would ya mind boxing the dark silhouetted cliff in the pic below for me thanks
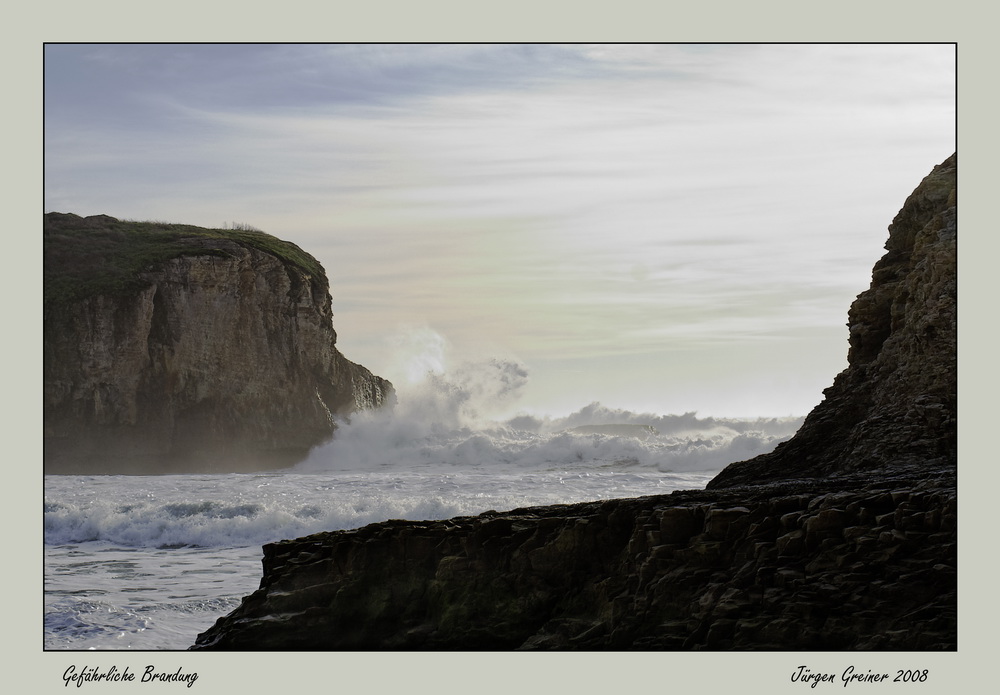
[708,153,956,488]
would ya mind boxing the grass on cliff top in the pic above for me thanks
[44,213,326,310]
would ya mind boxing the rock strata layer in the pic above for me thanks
[191,154,956,650]
[44,214,394,474]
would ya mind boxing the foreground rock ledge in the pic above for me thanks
[192,153,956,650]
[192,464,954,650]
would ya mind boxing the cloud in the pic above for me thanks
[44,44,955,417]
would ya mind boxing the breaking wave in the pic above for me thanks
[299,333,802,475]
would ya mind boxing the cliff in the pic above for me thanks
[191,154,956,650]
[708,153,956,488]
[44,214,394,474]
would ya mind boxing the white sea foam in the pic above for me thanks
[43,469,716,549]
[298,344,802,476]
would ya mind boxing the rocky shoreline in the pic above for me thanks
[192,154,956,650]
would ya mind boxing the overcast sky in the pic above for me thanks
[44,43,955,418]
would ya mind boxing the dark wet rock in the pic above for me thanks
[192,465,955,650]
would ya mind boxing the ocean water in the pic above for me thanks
[43,468,708,650]
[44,356,802,650]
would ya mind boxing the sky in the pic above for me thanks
[43,43,956,418]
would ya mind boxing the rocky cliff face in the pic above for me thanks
[190,155,956,650]
[44,214,394,474]
[709,153,956,488]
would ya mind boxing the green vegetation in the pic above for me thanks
[44,213,326,311]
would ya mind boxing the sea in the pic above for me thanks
[44,356,802,651]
